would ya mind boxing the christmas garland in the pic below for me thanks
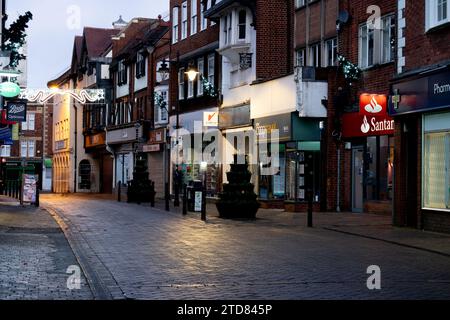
[201,75,218,97]
[154,92,167,111]
[338,55,361,82]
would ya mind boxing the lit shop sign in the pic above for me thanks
[342,94,394,138]
[390,69,450,115]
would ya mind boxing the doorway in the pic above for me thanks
[352,147,364,213]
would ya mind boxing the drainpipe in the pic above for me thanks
[337,148,341,212]
[73,102,78,193]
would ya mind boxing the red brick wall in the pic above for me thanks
[403,1,450,72]
[255,0,294,81]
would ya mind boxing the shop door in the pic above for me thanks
[101,155,113,194]
[352,147,364,213]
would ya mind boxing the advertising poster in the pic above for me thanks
[22,174,38,204]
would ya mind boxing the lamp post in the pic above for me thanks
[157,54,199,212]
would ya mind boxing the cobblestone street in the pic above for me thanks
[35,194,450,300]
[0,198,92,300]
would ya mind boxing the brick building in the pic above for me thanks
[324,0,397,215]
[390,0,450,233]
[167,0,222,199]
[107,17,169,194]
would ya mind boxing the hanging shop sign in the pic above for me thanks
[390,69,450,115]
[6,100,27,122]
[342,93,394,138]
[0,82,21,98]
[0,127,12,141]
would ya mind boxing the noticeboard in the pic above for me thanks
[22,174,38,204]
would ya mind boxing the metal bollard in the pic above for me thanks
[165,182,170,212]
[182,184,187,216]
[307,190,313,228]
[201,187,206,222]
[35,187,40,207]
[117,182,121,202]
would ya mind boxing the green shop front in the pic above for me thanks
[0,160,43,193]
[256,112,324,211]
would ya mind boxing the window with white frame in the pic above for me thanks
[296,49,305,67]
[21,140,35,158]
[207,54,215,87]
[181,1,188,39]
[154,89,168,124]
[136,52,146,78]
[118,60,127,85]
[0,145,11,157]
[359,15,395,69]
[179,68,185,100]
[237,10,247,41]
[295,0,306,8]
[173,6,179,43]
[187,63,195,98]
[22,113,35,131]
[197,58,204,96]
[308,43,321,67]
[201,0,208,30]
[223,12,233,46]
[426,0,450,30]
[325,38,338,67]
[191,0,198,35]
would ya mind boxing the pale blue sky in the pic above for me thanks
[7,0,169,88]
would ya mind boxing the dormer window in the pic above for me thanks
[118,61,127,85]
[136,53,146,79]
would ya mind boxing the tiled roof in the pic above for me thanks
[83,27,119,59]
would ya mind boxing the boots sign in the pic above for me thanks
[342,94,394,138]
[6,101,27,122]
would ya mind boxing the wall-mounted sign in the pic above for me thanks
[85,132,106,148]
[390,69,450,115]
[0,127,12,141]
[0,82,21,98]
[12,124,19,141]
[143,144,161,153]
[255,113,292,142]
[239,53,253,70]
[219,104,251,129]
[6,100,27,122]
[55,139,68,151]
[203,111,219,127]
[342,112,395,138]
[149,128,166,144]
[360,94,388,116]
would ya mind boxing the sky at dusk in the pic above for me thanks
[6,0,169,88]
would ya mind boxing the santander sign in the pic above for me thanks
[342,94,395,138]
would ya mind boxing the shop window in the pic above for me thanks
[79,160,92,190]
[423,131,450,209]
[259,150,285,200]
[365,136,394,201]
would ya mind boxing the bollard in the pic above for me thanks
[165,182,170,212]
[201,186,206,222]
[182,184,187,216]
[117,182,121,202]
[35,187,40,207]
[307,190,313,228]
[174,182,180,207]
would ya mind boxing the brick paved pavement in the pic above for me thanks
[0,198,92,300]
[41,194,450,300]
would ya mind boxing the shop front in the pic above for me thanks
[254,112,324,211]
[84,132,113,194]
[342,94,395,215]
[145,127,166,197]
[170,107,221,197]
[390,67,450,233]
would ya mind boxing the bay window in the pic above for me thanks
[179,68,185,100]
[207,54,215,86]
[197,58,204,96]
[238,10,247,41]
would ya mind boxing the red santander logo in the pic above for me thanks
[359,94,387,116]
